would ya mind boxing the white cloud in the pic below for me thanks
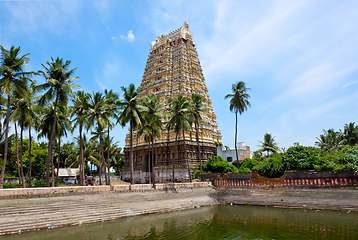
[120,30,135,42]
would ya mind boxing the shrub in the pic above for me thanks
[202,156,238,174]
[253,154,285,178]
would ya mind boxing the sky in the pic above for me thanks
[1,0,358,152]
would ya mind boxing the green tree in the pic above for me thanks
[139,95,163,185]
[224,81,251,168]
[166,95,193,183]
[104,89,121,185]
[10,80,41,187]
[22,140,47,180]
[341,122,358,147]
[53,106,72,186]
[119,84,144,184]
[201,156,238,174]
[258,133,280,157]
[71,91,90,185]
[37,57,80,187]
[36,103,72,186]
[88,92,112,185]
[0,45,34,189]
[189,93,207,179]
[315,129,345,153]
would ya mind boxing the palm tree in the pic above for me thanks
[71,91,90,186]
[10,80,41,187]
[119,84,144,184]
[166,94,193,183]
[54,107,72,186]
[139,95,163,185]
[88,92,112,185]
[103,136,122,181]
[225,81,251,168]
[137,120,152,184]
[36,103,72,186]
[70,135,97,173]
[37,57,80,187]
[189,94,207,180]
[258,133,280,157]
[0,45,34,189]
[315,129,345,153]
[104,89,121,185]
[341,122,358,146]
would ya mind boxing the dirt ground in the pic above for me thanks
[110,180,130,185]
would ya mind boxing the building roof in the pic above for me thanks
[55,168,79,177]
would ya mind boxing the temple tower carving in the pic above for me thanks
[122,22,222,183]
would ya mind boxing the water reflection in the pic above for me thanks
[3,205,358,240]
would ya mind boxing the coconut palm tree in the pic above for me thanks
[225,81,251,168]
[70,135,97,173]
[166,94,193,183]
[138,95,163,185]
[104,89,121,185]
[37,57,80,187]
[258,133,280,157]
[189,94,207,179]
[36,103,72,186]
[137,120,153,184]
[315,129,345,153]
[0,45,34,189]
[88,92,112,185]
[10,80,41,187]
[71,91,90,186]
[341,122,358,147]
[119,84,144,184]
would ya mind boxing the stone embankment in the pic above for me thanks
[215,187,358,212]
[0,182,210,199]
[0,183,214,236]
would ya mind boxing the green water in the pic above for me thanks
[3,205,358,240]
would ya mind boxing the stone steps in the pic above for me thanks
[0,188,216,236]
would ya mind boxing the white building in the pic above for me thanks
[217,142,252,163]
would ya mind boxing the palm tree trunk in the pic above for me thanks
[195,122,203,181]
[79,123,85,186]
[28,127,32,188]
[51,155,55,187]
[98,123,107,185]
[148,140,151,185]
[98,148,102,185]
[107,126,111,186]
[15,123,22,184]
[183,129,191,183]
[130,120,134,184]
[151,131,155,186]
[173,132,178,183]
[0,95,11,189]
[20,121,25,188]
[46,92,59,187]
[101,142,107,185]
[56,138,60,185]
[234,110,240,168]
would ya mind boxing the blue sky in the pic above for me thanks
[1,0,358,152]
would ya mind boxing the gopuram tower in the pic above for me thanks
[122,22,222,183]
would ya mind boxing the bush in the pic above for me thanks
[239,157,259,172]
[253,154,285,178]
[282,146,330,170]
[202,156,238,174]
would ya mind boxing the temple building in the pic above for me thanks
[122,22,222,183]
